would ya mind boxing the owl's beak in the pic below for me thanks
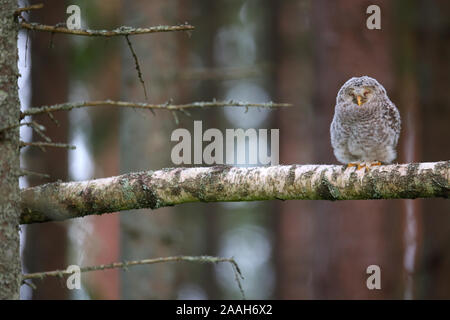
[356,95,363,106]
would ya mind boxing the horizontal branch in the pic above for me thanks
[18,169,50,179]
[20,141,76,150]
[0,121,44,132]
[20,161,449,224]
[21,100,292,118]
[14,3,43,16]
[19,22,195,36]
[22,255,245,298]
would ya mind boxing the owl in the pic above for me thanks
[330,76,401,169]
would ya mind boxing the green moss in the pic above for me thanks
[318,174,340,201]
[119,178,135,202]
[287,165,296,186]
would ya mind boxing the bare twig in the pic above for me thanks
[22,280,36,291]
[125,35,149,103]
[14,3,44,16]
[18,169,50,179]
[19,22,195,37]
[171,110,180,125]
[1,121,52,143]
[29,122,51,142]
[21,100,292,118]
[47,111,59,126]
[21,255,245,299]
[0,121,28,131]
[20,141,76,150]
[229,259,245,299]
[1,120,46,132]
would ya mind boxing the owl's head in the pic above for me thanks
[337,76,387,107]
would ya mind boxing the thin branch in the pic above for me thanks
[20,141,76,150]
[124,35,149,103]
[20,161,449,224]
[18,169,50,179]
[1,121,29,131]
[30,122,51,142]
[22,255,245,299]
[46,111,60,126]
[21,100,292,118]
[22,280,36,291]
[14,3,44,16]
[19,22,195,37]
[0,120,46,132]
[1,121,52,144]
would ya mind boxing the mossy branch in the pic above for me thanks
[20,161,449,224]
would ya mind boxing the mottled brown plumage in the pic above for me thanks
[330,76,401,165]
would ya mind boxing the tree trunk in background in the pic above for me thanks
[0,0,21,300]
[120,0,180,299]
[417,0,450,299]
[173,0,222,299]
[310,0,403,298]
[77,0,122,300]
[82,52,121,299]
[272,0,316,299]
[393,0,423,299]
[22,0,70,299]
[196,0,221,300]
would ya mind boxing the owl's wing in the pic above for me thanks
[383,100,401,145]
[330,113,343,147]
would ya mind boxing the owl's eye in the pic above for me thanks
[363,90,370,97]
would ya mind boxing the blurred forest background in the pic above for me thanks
[18,0,449,299]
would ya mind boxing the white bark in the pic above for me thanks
[20,161,449,224]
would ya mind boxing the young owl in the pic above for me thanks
[330,76,401,168]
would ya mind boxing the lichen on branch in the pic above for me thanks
[21,100,292,118]
[19,22,195,36]
[20,161,449,225]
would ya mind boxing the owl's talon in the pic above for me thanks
[356,163,366,171]
[346,163,366,171]
[369,161,382,167]
[345,163,357,169]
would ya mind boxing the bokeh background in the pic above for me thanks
[18,0,449,299]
